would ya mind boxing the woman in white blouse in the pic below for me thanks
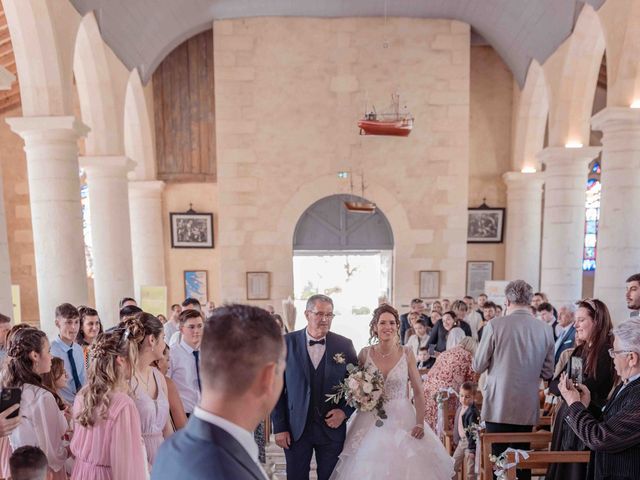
[2,327,68,479]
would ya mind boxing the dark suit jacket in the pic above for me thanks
[426,319,472,353]
[271,329,358,442]
[152,416,266,480]
[453,403,481,450]
[565,377,640,480]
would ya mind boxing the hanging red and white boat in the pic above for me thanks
[358,94,413,137]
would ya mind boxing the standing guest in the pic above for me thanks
[478,301,497,341]
[265,304,275,315]
[168,309,204,416]
[546,299,616,480]
[495,305,503,317]
[4,327,68,479]
[0,313,11,363]
[625,273,640,317]
[123,313,172,464]
[153,304,285,480]
[431,300,443,316]
[76,306,102,370]
[182,297,202,312]
[423,334,476,431]
[452,382,481,480]
[204,301,216,318]
[163,304,182,342]
[70,328,147,479]
[473,280,555,480]
[462,296,482,339]
[476,294,488,313]
[272,295,358,480]
[153,346,187,431]
[407,318,430,355]
[9,446,48,480]
[119,297,137,309]
[41,357,70,411]
[442,299,451,312]
[537,302,559,340]
[157,314,168,325]
[119,305,143,323]
[400,299,430,346]
[558,318,640,480]
[554,304,577,364]
[450,301,473,337]
[273,314,288,335]
[531,292,548,309]
[50,303,85,405]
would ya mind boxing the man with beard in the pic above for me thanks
[626,273,640,318]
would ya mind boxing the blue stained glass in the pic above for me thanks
[583,174,601,271]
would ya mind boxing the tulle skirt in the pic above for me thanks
[329,398,454,479]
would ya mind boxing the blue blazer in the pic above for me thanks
[151,416,265,480]
[271,329,358,442]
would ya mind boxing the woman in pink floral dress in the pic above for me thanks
[423,330,477,432]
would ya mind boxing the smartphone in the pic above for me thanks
[566,356,584,385]
[0,388,21,418]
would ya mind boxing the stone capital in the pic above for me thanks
[80,156,135,179]
[536,146,601,176]
[502,171,544,190]
[6,115,90,141]
[591,107,640,133]
[128,180,165,199]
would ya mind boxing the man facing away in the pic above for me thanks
[272,294,358,480]
[473,280,554,480]
[153,304,284,479]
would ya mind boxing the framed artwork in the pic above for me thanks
[467,208,505,243]
[184,270,208,304]
[170,212,214,248]
[246,272,270,300]
[419,271,440,299]
[466,261,494,298]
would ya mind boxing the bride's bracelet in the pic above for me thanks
[414,424,424,430]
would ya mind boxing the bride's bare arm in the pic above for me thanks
[357,347,368,368]
[406,348,426,429]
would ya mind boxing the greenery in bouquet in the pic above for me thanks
[325,363,387,426]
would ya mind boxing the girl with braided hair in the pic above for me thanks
[69,327,147,479]
[2,327,69,480]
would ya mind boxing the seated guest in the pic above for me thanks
[416,347,430,370]
[546,299,616,480]
[450,301,473,337]
[4,327,68,479]
[452,382,480,480]
[423,335,476,431]
[407,318,430,355]
[168,309,204,416]
[478,301,497,341]
[426,310,471,366]
[152,304,284,479]
[537,302,559,340]
[431,300,443,316]
[441,299,451,312]
[70,329,147,479]
[9,446,48,480]
[153,346,187,431]
[559,318,640,480]
[400,299,431,345]
[76,306,103,369]
[50,303,85,405]
[119,297,137,308]
[554,304,577,364]
[403,311,420,344]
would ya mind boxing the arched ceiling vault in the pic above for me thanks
[69,0,605,87]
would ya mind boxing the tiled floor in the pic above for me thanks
[264,440,318,479]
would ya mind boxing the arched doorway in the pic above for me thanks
[293,194,394,350]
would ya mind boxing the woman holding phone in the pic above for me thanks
[546,298,616,480]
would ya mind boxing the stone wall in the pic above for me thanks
[214,17,471,306]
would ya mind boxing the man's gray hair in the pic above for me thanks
[305,294,334,311]
[559,303,577,313]
[504,280,534,306]
[613,318,640,353]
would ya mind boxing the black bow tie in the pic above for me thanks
[309,339,326,346]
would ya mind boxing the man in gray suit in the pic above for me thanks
[473,280,554,480]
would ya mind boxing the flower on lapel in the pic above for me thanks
[333,353,346,364]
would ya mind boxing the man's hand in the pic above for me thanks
[575,383,592,408]
[325,409,347,429]
[0,404,20,437]
[274,431,291,449]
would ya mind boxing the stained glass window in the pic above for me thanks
[79,170,94,278]
[582,160,601,271]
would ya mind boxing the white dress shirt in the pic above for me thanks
[168,340,201,414]
[305,329,326,369]
[194,407,268,479]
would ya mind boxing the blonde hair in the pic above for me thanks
[76,317,145,427]
[458,336,478,356]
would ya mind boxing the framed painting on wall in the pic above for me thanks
[466,261,494,298]
[419,271,440,299]
[247,272,270,300]
[184,270,208,304]
[467,208,505,243]
[170,212,214,248]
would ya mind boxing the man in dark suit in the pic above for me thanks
[553,304,576,364]
[152,304,285,480]
[272,294,358,480]
[399,298,431,345]
[559,317,640,480]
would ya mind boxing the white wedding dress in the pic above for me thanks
[329,346,454,480]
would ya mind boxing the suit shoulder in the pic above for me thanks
[328,331,354,345]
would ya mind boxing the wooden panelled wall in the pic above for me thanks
[153,29,216,182]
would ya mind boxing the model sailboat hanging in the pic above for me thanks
[358,93,413,137]
[344,172,376,213]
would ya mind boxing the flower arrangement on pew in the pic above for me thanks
[326,363,387,426]
[489,448,530,480]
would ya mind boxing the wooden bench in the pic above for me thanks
[480,431,552,480]
[503,450,590,480]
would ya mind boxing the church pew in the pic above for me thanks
[480,431,552,480]
[503,450,590,480]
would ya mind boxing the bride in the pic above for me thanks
[329,304,454,479]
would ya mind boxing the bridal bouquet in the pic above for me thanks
[325,364,387,426]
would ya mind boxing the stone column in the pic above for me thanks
[591,108,640,323]
[6,116,89,335]
[128,180,166,301]
[538,146,601,307]
[80,156,135,326]
[503,172,544,289]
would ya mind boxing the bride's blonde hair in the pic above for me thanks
[368,304,400,344]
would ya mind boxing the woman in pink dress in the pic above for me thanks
[70,328,147,480]
[423,330,477,432]
[122,313,171,465]
[2,327,69,480]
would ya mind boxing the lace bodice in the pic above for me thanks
[365,346,409,401]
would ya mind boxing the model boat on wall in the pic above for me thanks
[357,93,413,137]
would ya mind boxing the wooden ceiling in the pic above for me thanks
[0,3,20,114]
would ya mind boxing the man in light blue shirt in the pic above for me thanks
[50,303,86,404]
